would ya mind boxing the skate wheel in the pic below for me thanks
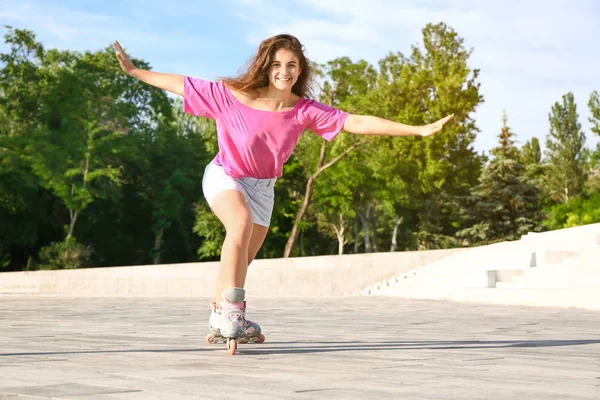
[227,338,237,355]
[256,333,266,344]
[206,333,217,344]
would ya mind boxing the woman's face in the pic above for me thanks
[268,48,302,92]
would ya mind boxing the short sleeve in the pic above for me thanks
[301,100,349,141]
[183,77,231,119]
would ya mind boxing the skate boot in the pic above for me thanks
[205,288,265,354]
[207,301,262,339]
[219,287,249,339]
[208,301,222,336]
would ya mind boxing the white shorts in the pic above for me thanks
[202,162,276,227]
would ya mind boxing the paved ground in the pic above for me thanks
[1,296,599,399]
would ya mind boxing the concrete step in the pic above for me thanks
[495,281,525,289]
[361,224,600,296]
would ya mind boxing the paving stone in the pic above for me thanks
[1,296,599,399]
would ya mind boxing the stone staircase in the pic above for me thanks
[360,223,600,309]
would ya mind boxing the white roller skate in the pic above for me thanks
[205,287,265,355]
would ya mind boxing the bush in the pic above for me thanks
[192,203,225,260]
[544,192,600,230]
[35,238,93,270]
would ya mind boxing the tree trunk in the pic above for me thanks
[358,202,372,253]
[363,220,370,253]
[390,215,403,252]
[359,213,370,253]
[284,175,316,258]
[66,148,90,241]
[372,212,378,253]
[353,216,359,254]
[67,210,78,240]
[283,140,361,258]
[153,228,164,265]
[331,214,346,255]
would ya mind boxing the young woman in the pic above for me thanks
[114,34,453,344]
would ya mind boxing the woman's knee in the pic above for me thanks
[225,215,254,244]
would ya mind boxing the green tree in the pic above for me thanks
[522,137,542,166]
[458,112,544,244]
[545,92,588,202]
[587,91,600,190]
[521,137,547,193]
[544,192,600,230]
[0,27,176,269]
[305,22,485,254]
[370,22,484,249]
[282,58,371,258]
[0,27,65,270]
[97,102,211,266]
[589,90,600,139]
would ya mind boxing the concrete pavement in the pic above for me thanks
[1,296,599,399]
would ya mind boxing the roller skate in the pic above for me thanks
[205,287,265,355]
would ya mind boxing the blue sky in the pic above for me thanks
[1,0,599,154]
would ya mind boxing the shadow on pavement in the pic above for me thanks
[2,339,599,357]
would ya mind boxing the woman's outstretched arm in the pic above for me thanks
[343,114,454,137]
[114,40,184,96]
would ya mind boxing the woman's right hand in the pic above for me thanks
[114,40,136,75]
[112,40,184,96]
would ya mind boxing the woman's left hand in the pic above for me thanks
[419,114,454,137]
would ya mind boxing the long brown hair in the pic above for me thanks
[221,34,314,99]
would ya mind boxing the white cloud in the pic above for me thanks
[0,0,218,84]
[0,0,215,53]
[230,0,600,152]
